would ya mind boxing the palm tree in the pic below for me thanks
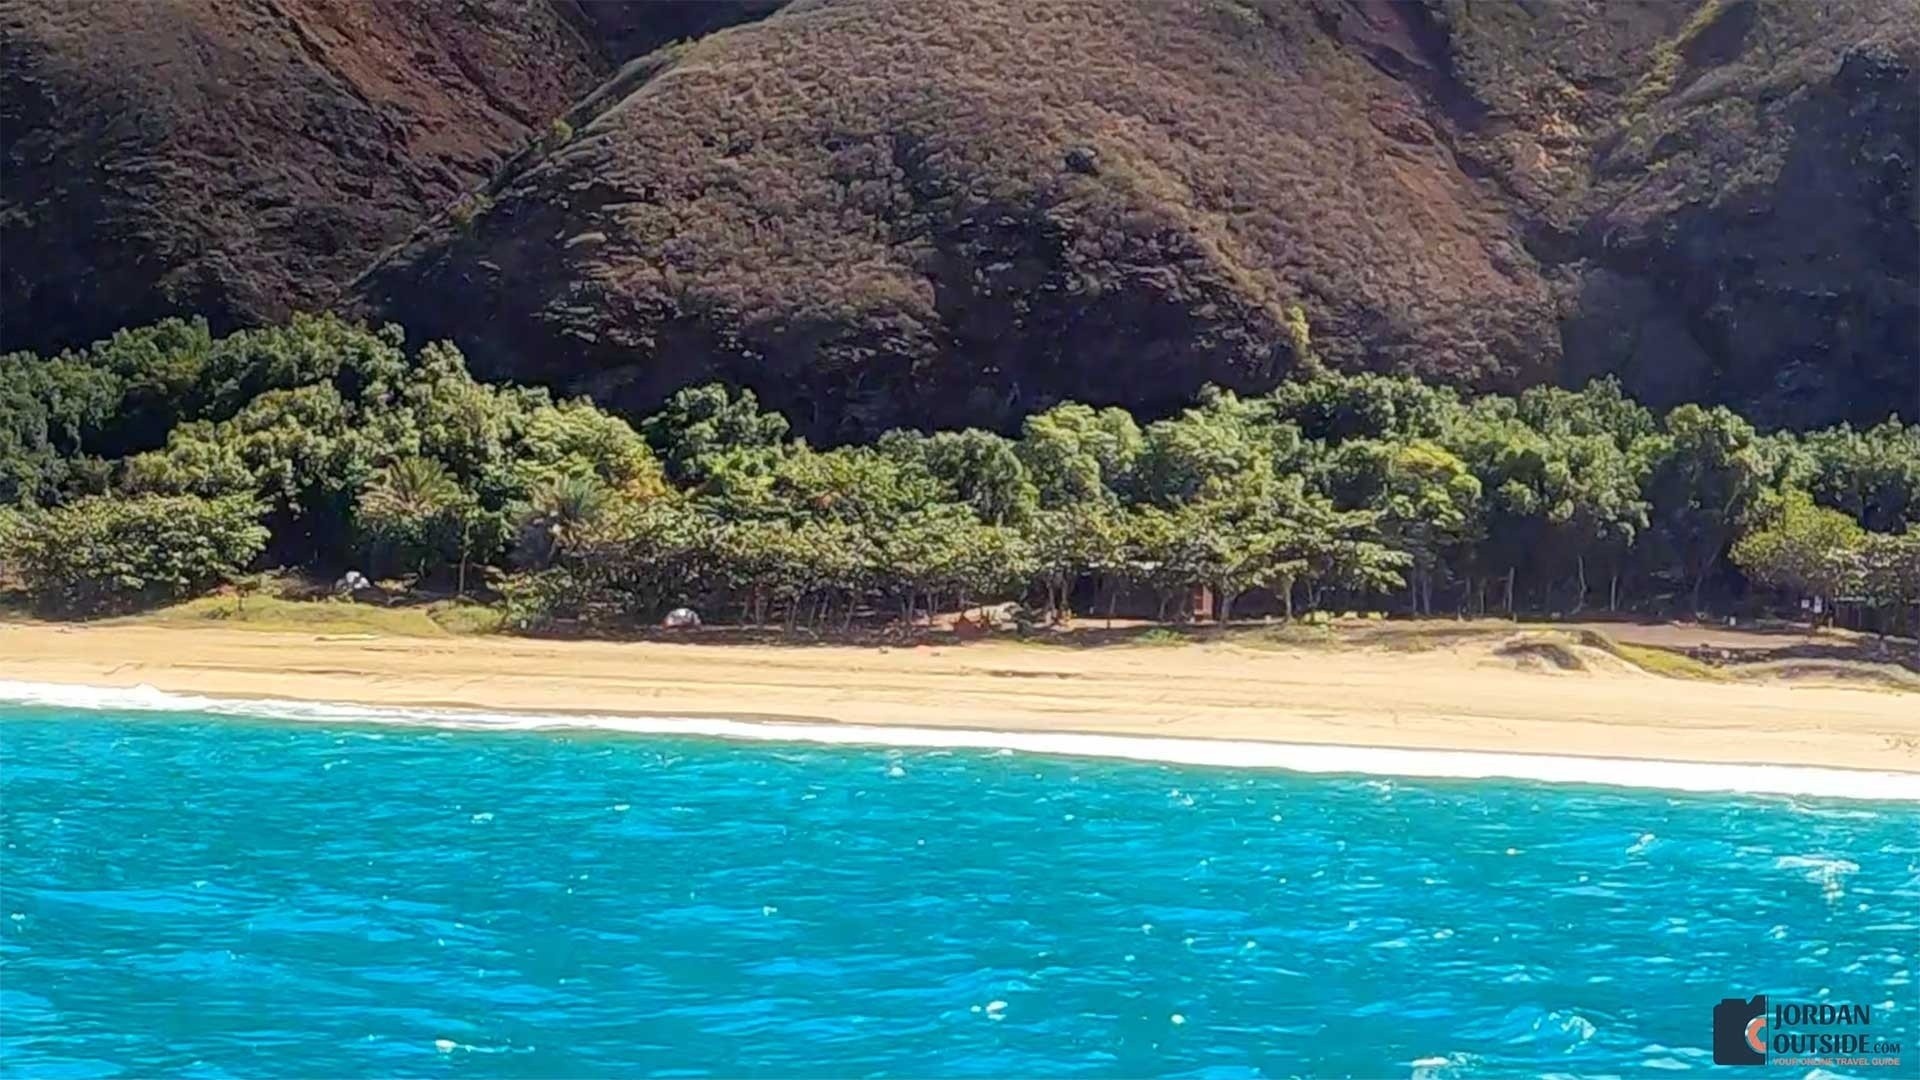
[359,457,460,580]
[516,474,611,569]
[363,457,458,521]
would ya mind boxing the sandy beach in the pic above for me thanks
[1,621,1915,777]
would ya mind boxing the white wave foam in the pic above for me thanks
[2,678,1916,802]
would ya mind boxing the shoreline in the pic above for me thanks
[2,622,1916,800]
[2,676,1917,802]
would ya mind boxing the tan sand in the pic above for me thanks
[1,621,1915,775]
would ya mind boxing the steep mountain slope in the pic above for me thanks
[355,0,1565,440]
[353,0,1917,439]
[1431,0,1919,428]
[0,0,613,355]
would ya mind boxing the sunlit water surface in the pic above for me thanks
[2,704,1914,1077]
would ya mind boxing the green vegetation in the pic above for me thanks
[1575,632,1728,682]
[1732,490,1865,602]
[0,493,267,614]
[139,593,499,637]
[3,316,1917,638]
[1622,0,1730,114]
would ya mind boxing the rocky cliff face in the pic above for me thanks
[1431,0,1919,427]
[5,0,1914,435]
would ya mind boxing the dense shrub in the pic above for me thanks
[2,494,268,613]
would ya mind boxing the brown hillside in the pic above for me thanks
[0,0,613,355]
[354,0,1918,438]
[354,0,1563,440]
[5,0,1913,434]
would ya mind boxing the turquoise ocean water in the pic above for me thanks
[2,701,1915,1078]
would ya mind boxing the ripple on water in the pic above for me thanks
[1,704,1915,1076]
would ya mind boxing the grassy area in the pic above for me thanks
[1572,630,1727,681]
[426,601,507,636]
[1359,625,1510,653]
[132,595,502,637]
[1230,622,1343,651]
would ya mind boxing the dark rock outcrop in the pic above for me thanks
[558,0,785,65]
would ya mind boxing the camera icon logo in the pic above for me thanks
[1714,995,1768,1066]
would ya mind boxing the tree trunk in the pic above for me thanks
[1279,574,1295,621]
[1217,586,1235,626]
[1574,554,1587,614]
[457,521,471,598]
[1505,566,1516,615]
[1691,571,1706,615]
[1609,573,1619,613]
[1106,578,1117,629]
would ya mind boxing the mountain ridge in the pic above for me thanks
[4,0,1914,437]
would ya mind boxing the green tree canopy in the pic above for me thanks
[1732,488,1867,601]
[882,428,1037,526]
[640,384,790,486]
[1642,404,1774,611]
[3,493,268,613]
[1017,402,1143,507]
